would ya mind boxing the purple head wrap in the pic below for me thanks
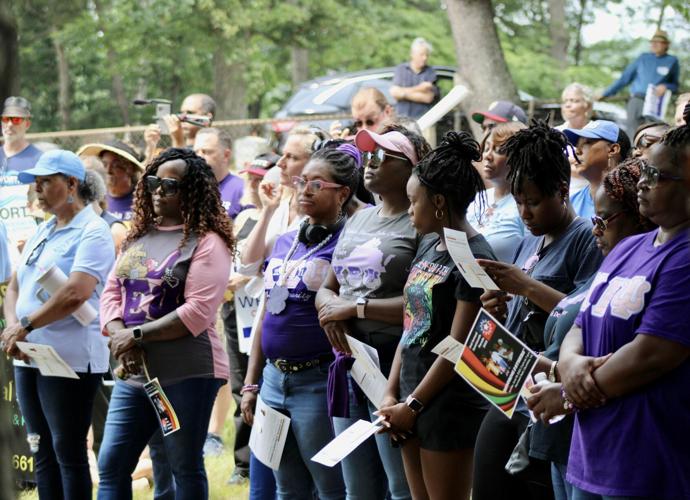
[337,143,362,169]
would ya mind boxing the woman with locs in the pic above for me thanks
[240,145,363,500]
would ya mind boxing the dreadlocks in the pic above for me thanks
[414,131,486,218]
[503,119,570,196]
[658,121,690,174]
[603,158,655,232]
[124,148,235,253]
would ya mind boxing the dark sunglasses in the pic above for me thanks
[639,163,683,189]
[26,237,47,266]
[363,148,410,168]
[591,212,624,232]
[145,175,180,197]
[1,116,25,125]
[354,118,377,129]
[635,134,662,150]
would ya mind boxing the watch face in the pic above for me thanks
[20,317,31,329]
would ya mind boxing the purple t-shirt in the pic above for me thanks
[218,173,244,219]
[568,229,690,498]
[261,229,340,361]
[106,191,134,221]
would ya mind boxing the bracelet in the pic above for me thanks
[548,360,558,382]
[560,386,578,412]
[240,384,260,395]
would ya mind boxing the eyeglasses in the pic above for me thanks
[145,175,180,197]
[1,116,25,125]
[363,148,410,168]
[591,212,624,232]
[26,237,47,266]
[635,134,662,150]
[354,118,378,129]
[291,176,343,192]
[639,163,683,189]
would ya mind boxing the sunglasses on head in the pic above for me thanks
[363,148,410,168]
[145,175,180,197]
[639,163,683,189]
[1,116,25,125]
[292,176,343,193]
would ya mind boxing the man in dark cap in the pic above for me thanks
[471,100,528,133]
[597,29,680,133]
[1,96,42,186]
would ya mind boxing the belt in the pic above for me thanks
[271,354,334,374]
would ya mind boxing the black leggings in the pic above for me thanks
[473,407,554,500]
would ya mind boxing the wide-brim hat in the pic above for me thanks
[650,30,670,43]
[76,140,144,171]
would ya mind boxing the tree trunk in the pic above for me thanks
[93,0,129,126]
[51,33,70,130]
[656,1,667,30]
[573,0,587,66]
[445,0,519,138]
[0,1,19,101]
[213,47,248,133]
[547,0,569,71]
[291,46,309,87]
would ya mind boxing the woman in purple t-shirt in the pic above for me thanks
[241,145,362,500]
[558,126,690,499]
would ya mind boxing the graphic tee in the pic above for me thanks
[261,229,341,361]
[218,173,245,219]
[106,191,134,221]
[567,229,690,498]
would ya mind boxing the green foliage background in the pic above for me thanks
[10,0,690,131]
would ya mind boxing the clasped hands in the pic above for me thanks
[108,327,144,377]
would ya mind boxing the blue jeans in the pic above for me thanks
[97,377,223,500]
[552,463,573,500]
[249,451,277,500]
[260,362,345,500]
[14,366,102,500]
[332,374,410,500]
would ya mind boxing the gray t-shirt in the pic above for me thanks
[331,206,420,344]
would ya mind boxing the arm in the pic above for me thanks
[557,325,609,408]
[665,59,680,93]
[240,302,267,425]
[3,272,18,325]
[238,185,282,270]
[602,57,639,98]
[390,83,436,104]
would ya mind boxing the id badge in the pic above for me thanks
[143,377,181,436]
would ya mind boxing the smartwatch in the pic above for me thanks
[20,316,34,333]
[405,394,424,415]
[356,297,368,319]
[132,326,144,345]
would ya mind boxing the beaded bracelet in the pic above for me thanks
[240,384,260,395]
[560,386,578,412]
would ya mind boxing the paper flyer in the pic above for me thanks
[454,309,538,418]
[642,83,672,121]
[443,228,500,291]
[15,342,79,379]
[431,335,464,364]
[346,335,388,408]
[249,395,291,470]
[312,416,384,467]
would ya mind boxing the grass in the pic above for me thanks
[18,412,250,500]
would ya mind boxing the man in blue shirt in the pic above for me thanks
[598,30,679,134]
[1,96,42,186]
[390,37,440,119]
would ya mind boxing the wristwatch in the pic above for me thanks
[19,316,34,333]
[132,326,144,345]
[405,395,424,415]
[356,297,368,319]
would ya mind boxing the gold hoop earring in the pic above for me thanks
[608,156,616,170]
[435,208,444,221]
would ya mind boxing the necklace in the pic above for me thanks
[266,230,334,315]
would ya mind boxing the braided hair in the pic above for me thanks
[310,145,367,206]
[414,131,486,218]
[124,148,235,253]
[503,120,570,196]
[602,158,655,231]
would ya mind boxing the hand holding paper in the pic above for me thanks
[475,259,532,296]
[443,228,499,291]
[15,342,79,379]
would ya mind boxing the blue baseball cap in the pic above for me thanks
[18,149,86,183]
[563,120,619,145]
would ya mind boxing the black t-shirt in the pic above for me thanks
[399,233,495,409]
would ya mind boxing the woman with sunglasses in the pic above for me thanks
[240,145,363,499]
[468,121,527,262]
[554,124,690,499]
[315,125,431,500]
[631,121,670,159]
[472,122,603,500]
[526,159,654,500]
[1,150,116,500]
[376,131,496,499]
[96,148,234,500]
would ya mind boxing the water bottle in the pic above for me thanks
[533,372,565,424]
[27,433,40,453]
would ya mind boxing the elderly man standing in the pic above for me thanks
[390,37,440,119]
[598,29,680,133]
[1,96,42,183]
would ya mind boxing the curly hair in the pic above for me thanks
[504,119,570,196]
[124,148,235,253]
[414,131,486,218]
[602,158,656,232]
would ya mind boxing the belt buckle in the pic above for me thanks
[274,359,289,373]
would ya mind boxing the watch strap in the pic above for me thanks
[356,297,368,319]
[405,394,424,414]
[20,316,34,333]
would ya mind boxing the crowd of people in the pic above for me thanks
[1,32,690,500]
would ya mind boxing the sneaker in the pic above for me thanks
[202,433,224,457]
[227,468,249,485]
